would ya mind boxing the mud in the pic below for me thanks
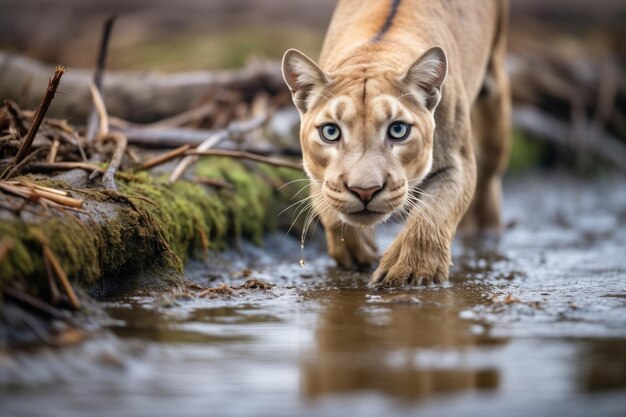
[1,173,625,417]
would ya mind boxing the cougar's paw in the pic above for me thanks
[369,246,450,287]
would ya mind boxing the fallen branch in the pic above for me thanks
[115,126,301,156]
[114,126,215,148]
[0,51,284,123]
[169,114,268,183]
[186,149,302,170]
[135,144,192,172]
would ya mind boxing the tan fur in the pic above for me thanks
[282,0,510,286]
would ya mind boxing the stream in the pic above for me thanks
[1,173,625,417]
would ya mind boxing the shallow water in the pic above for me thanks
[1,173,626,417]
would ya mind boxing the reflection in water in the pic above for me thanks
[580,339,626,392]
[106,299,256,344]
[300,278,506,401]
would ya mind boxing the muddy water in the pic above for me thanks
[1,174,626,417]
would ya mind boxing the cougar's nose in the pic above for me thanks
[347,184,384,204]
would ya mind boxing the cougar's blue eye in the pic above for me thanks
[320,123,341,142]
[388,121,410,140]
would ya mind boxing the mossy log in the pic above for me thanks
[0,158,304,301]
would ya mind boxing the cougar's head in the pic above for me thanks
[282,47,447,226]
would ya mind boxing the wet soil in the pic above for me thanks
[1,173,625,417]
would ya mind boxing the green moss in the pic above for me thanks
[0,218,100,290]
[195,158,273,245]
[0,158,304,301]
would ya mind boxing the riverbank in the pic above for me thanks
[0,158,303,345]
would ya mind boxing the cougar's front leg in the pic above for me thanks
[319,208,379,270]
[311,182,378,269]
[370,112,476,286]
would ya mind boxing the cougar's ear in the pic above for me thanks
[401,46,448,111]
[282,49,329,113]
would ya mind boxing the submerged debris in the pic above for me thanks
[198,283,236,298]
[240,279,274,290]
[192,278,275,299]
[489,293,543,311]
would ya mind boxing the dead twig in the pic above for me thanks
[88,81,109,139]
[125,193,157,206]
[6,179,69,196]
[101,132,127,191]
[2,286,65,319]
[3,146,47,179]
[135,144,192,172]
[43,252,61,305]
[0,181,84,209]
[125,147,141,164]
[86,16,116,143]
[169,114,269,183]
[49,120,88,161]
[24,161,105,174]
[43,245,81,309]
[87,77,127,190]
[186,149,302,170]
[47,138,60,162]
[196,225,209,259]
[1,66,66,179]
[4,99,28,135]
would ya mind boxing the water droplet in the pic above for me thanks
[340,238,345,242]
[299,236,306,267]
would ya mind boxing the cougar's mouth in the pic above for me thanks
[340,208,390,226]
[349,209,383,216]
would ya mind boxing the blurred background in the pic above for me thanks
[1,0,625,173]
